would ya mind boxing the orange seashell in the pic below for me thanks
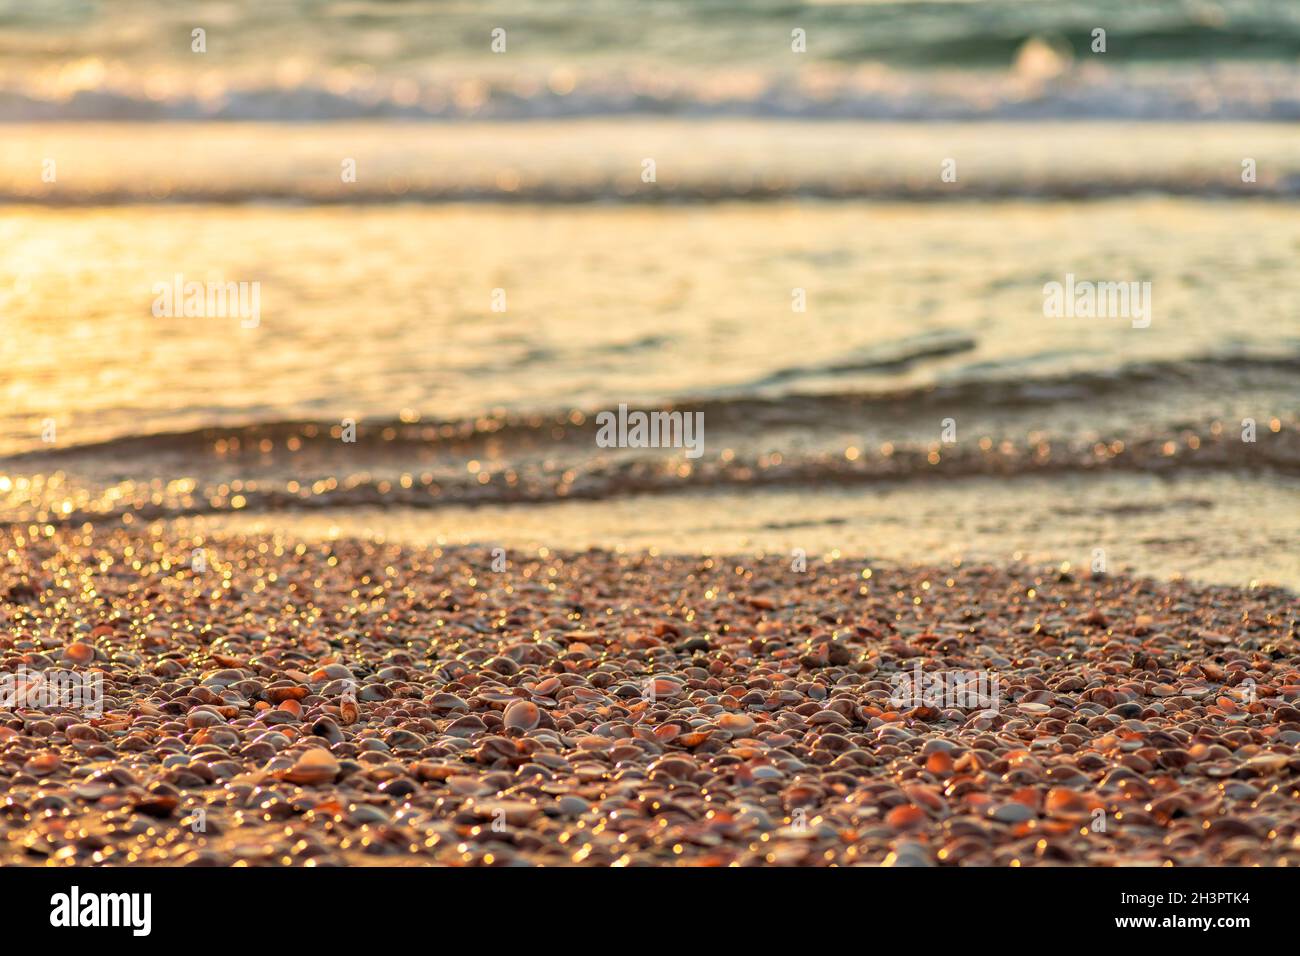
[1044,788,1101,818]
[532,677,561,697]
[925,751,953,775]
[339,694,359,726]
[278,699,302,716]
[266,685,308,703]
[1009,788,1041,809]
[63,642,95,664]
[652,724,681,743]
[885,805,926,830]
[26,753,62,775]
[679,731,713,748]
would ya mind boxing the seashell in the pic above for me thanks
[503,700,540,732]
[885,805,927,831]
[278,748,340,785]
[925,751,953,775]
[717,713,755,736]
[63,642,95,664]
[266,685,308,703]
[1044,788,1101,818]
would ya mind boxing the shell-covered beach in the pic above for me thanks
[1,527,1295,867]
[3,0,1299,882]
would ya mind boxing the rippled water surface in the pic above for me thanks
[4,186,1297,453]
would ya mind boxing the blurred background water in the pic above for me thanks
[3,0,1299,121]
[1,0,1296,584]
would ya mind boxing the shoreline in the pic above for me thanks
[0,527,1295,866]
[168,468,1300,591]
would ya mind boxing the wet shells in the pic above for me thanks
[2,531,1293,869]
